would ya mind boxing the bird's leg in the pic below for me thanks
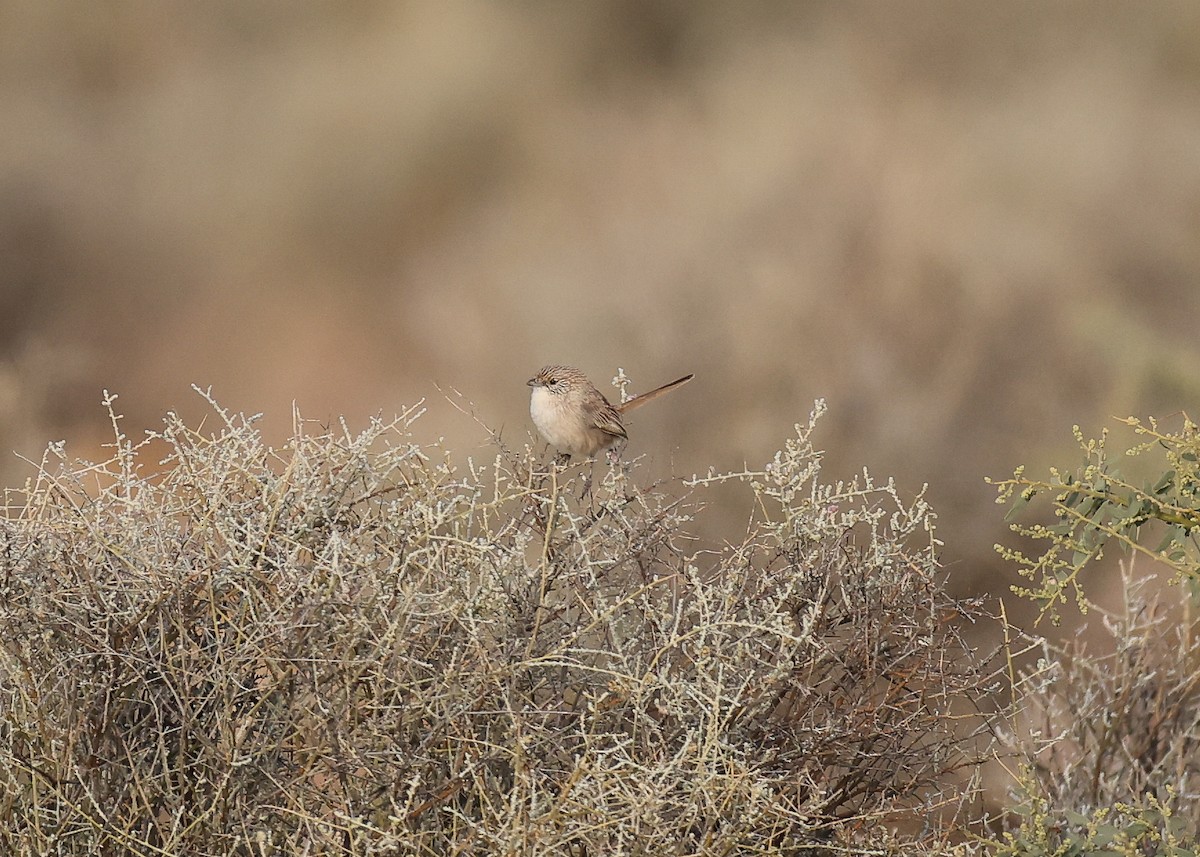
[579,463,594,502]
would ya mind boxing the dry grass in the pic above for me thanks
[1025,573,1200,813]
[0,393,996,855]
[990,563,1200,853]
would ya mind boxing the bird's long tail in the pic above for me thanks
[616,374,695,414]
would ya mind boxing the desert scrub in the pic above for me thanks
[0,391,995,855]
[987,563,1200,855]
[978,414,1200,854]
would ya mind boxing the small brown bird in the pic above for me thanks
[527,365,694,460]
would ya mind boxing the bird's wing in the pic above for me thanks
[587,399,628,439]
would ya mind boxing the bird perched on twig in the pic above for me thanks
[527,365,694,460]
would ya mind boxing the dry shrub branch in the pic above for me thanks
[992,563,1200,855]
[0,392,995,855]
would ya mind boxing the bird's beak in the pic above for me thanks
[526,378,537,387]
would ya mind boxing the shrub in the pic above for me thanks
[988,564,1200,855]
[0,392,994,855]
[991,415,1200,624]
[987,413,1200,854]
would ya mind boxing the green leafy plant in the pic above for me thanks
[982,415,1200,854]
[990,773,1198,857]
[991,415,1200,623]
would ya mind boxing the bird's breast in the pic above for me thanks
[530,387,588,452]
[529,387,563,440]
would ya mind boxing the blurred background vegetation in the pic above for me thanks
[1,0,1198,603]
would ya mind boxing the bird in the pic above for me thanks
[527,365,694,460]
